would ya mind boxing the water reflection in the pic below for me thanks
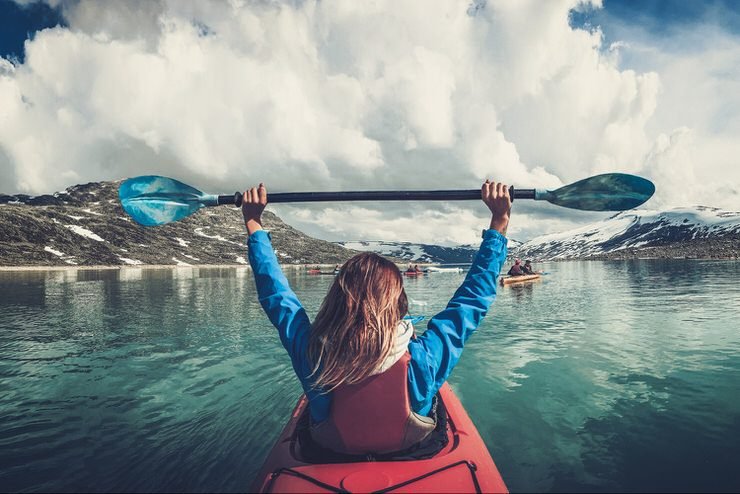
[505,282,536,302]
[0,261,738,492]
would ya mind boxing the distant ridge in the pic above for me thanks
[335,240,477,264]
[3,181,736,266]
[512,206,739,260]
[0,180,358,267]
[334,239,523,264]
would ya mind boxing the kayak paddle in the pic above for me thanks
[119,173,655,226]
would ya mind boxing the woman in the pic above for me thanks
[243,180,510,457]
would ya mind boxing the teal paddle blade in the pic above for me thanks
[537,173,655,211]
[119,176,218,226]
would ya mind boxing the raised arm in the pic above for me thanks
[408,180,511,414]
[243,184,311,359]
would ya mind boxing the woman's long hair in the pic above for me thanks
[307,252,408,391]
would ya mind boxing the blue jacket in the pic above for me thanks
[248,229,508,423]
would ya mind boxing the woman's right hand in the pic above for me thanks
[242,183,267,235]
[481,179,511,235]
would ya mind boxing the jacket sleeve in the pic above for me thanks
[407,229,508,415]
[247,230,312,363]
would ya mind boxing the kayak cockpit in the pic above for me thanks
[250,383,508,493]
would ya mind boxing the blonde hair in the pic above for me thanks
[307,252,408,391]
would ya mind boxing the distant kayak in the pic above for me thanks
[250,383,508,493]
[499,274,541,285]
[403,271,424,277]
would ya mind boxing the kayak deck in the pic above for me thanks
[250,383,507,493]
[499,274,541,285]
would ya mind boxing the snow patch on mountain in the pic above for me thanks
[66,225,105,242]
[44,246,65,257]
[118,257,143,265]
[194,227,240,245]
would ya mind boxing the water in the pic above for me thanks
[0,260,738,492]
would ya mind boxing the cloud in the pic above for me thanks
[279,201,592,246]
[590,12,740,210]
[0,0,737,243]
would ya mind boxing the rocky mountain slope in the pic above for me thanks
[0,181,358,267]
[4,181,736,267]
[513,207,740,260]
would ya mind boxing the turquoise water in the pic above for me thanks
[1,260,739,492]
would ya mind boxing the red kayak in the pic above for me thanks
[403,271,423,277]
[250,383,508,493]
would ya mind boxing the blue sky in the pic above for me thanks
[570,0,740,71]
[4,0,740,64]
[571,0,740,39]
[0,1,65,62]
[584,1,737,27]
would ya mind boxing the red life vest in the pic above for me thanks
[309,352,436,455]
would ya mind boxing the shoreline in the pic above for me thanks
[1,257,738,272]
[0,262,439,272]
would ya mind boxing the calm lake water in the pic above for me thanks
[1,260,739,493]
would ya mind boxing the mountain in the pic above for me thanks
[5,181,735,267]
[513,206,740,260]
[0,180,358,267]
[334,239,523,264]
[335,241,477,264]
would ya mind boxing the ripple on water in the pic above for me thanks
[0,261,739,492]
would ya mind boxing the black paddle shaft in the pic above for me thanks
[221,187,533,206]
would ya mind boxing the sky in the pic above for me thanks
[1,0,739,244]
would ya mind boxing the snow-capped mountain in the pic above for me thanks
[335,241,478,264]
[3,180,736,267]
[335,238,523,264]
[504,238,523,251]
[514,206,740,260]
[0,180,359,266]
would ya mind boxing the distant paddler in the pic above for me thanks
[522,260,537,275]
[404,264,424,276]
[507,259,525,276]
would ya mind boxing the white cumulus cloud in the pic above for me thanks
[1,0,738,244]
